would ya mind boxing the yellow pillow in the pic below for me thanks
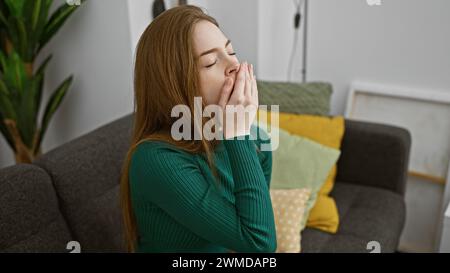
[258,110,345,233]
[270,188,311,253]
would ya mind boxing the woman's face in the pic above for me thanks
[193,20,240,106]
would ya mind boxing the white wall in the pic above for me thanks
[127,0,199,55]
[252,0,450,115]
[257,0,306,82]
[306,0,450,114]
[0,0,134,168]
[127,0,184,56]
[127,0,153,55]
[200,0,259,69]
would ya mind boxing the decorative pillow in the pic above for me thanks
[269,188,311,253]
[257,111,344,233]
[257,81,332,116]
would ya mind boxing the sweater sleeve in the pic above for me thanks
[130,139,277,253]
[251,125,273,189]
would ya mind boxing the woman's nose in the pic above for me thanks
[225,62,240,77]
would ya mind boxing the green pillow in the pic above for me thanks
[257,81,332,115]
[270,127,341,229]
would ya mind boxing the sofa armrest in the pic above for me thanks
[335,119,411,196]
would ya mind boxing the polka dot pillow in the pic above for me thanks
[269,188,312,253]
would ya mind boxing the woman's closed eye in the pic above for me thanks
[205,52,237,68]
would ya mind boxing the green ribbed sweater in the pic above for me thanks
[128,128,276,253]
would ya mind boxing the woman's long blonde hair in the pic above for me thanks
[120,5,222,252]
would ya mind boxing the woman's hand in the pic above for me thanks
[217,62,258,139]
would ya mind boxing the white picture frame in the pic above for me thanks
[345,81,450,185]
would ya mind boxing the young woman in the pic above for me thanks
[120,5,276,253]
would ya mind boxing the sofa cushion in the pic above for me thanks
[301,182,406,253]
[257,81,333,115]
[34,114,134,252]
[258,110,345,234]
[0,164,73,252]
[270,188,311,253]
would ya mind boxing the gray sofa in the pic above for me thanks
[0,113,411,253]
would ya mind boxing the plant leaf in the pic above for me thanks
[11,52,27,95]
[4,16,29,60]
[16,72,42,147]
[35,54,52,76]
[45,0,54,11]
[31,0,43,32]
[0,8,8,26]
[6,16,19,52]
[0,51,8,71]
[34,54,52,118]
[36,75,73,151]
[0,110,16,152]
[0,77,10,96]
[0,78,16,120]
[4,0,25,18]
[38,2,80,51]
[0,0,10,20]
[0,51,27,102]
[23,0,49,61]
[15,17,28,60]
[0,79,19,148]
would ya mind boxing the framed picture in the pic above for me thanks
[345,81,450,185]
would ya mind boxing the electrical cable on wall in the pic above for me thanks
[152,0,166,19]
[287,0,305,82]
[152,1,187,19]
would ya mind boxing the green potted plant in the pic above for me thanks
[0,0,84,163]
